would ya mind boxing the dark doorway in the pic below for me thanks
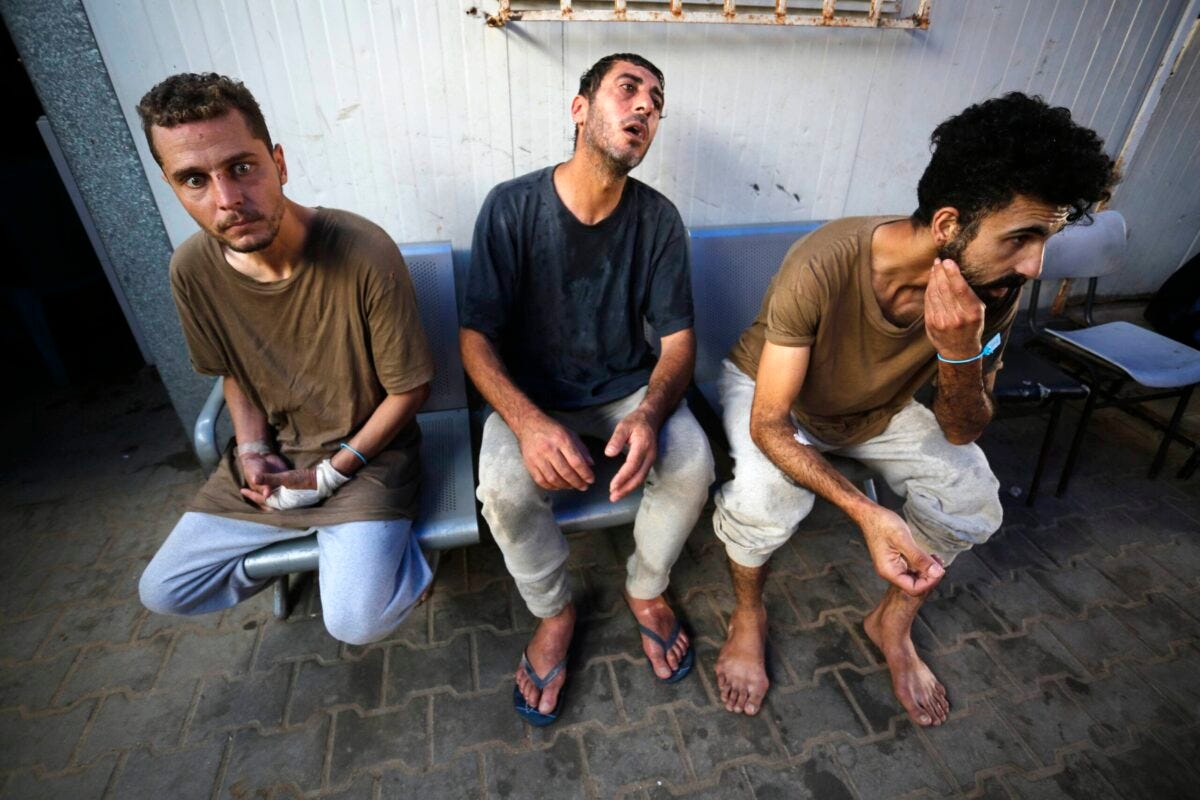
[0,17,143,393]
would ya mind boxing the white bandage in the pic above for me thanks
[265,459,350,510]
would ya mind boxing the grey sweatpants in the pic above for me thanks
[712,360,1003,568]
[139,512,432,644]
[477,386,716,618]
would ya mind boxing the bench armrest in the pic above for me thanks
[194,377,226,471]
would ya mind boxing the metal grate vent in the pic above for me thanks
[487,0,931,29]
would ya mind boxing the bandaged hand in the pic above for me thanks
[257,459,350,510]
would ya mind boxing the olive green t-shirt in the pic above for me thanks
[171,208,435,528]
[728,216,1017,446]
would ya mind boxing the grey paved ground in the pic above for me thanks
[1,367,1198,799]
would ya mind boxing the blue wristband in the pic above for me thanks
[937,332,1002,365]
[339,442,368,466]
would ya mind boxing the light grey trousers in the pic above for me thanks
[139,512,432,645]
[477,386,716,618]
[712,360,1003,568]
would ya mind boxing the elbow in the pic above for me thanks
[943,428,981,446]
[414,382,432,408]
[749,411,785,452]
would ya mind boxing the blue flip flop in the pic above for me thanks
[512,650,567,727]
[638,619,694,684]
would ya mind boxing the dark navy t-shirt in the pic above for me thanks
[461,166,694,410]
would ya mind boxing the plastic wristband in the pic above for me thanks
[937,332,1002,365]
[339,442,368,466]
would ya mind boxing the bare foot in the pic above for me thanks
[715,605,769,715]
[863,604,949,726]
[516,605,575,715]
[626,593,689,679]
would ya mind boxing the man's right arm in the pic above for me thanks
[222,376,288,503]
[459,328,595,492]
[749,341,944,596]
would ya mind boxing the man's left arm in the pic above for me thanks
[605,328,695,502]
[925,258,995,445]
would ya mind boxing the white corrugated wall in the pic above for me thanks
[84,0,1197,293]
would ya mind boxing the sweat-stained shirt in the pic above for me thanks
[171,208,435,528]
[460,165,694,410]
[728,216,1018,447]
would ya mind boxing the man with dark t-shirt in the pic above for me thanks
[136,74,435,645]
[711,94,1118,725]
[460,54,715,725]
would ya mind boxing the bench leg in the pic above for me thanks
[1026,397,1064,507]
[273,574,291,620]
[1057,390,1097,498]
[1150,386,1193,479]
[861,478,878,504]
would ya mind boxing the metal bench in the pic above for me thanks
[193,241,479,619]
[687,221,879,501]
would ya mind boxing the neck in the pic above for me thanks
[871,217,939,324]
[223,199,315,282]
[554,145,629,225]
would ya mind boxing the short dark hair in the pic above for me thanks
[913,92,1118,228]
[136,73,273,166]
[578,52,665,100]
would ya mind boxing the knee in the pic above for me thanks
[321,597,396,645]
[138,560,184,616]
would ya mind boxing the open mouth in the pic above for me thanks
[622,121,647,142]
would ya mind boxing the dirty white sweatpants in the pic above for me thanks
[712,359,1003,568]
[477,386,716,618]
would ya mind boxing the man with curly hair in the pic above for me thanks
[135,73,435,644]
[711,93,1118,724]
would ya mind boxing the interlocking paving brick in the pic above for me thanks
[920,703,1037,789]
[1148,538,1200,590]
[676,590,727,644]
[366,596,432,649]
[581,711,689,798]
[646,764,756,799]
[919,587,1009,647]
[834,720,953,797]
[157,626,258,688]
[981,624,1088,686]
[1029,563,1132,614]
[530,660,619,733]
[937,549,1003,593]
[222,716,330,796]
[675,704,782,778]
[432,584,513,640]
[0,701,95,771]
[110,743,224,800]
[290,648,384,723]
[762,618,874,686]
[995,684,1094,766]
[386,635,472,701]
[565,528,621,570]
[190,666,290,741]
[576,567,629,622]
[23,564,126,613]
[1076,736,1199,799]
[432,686,526,764]
[77,687,193,760]
[1093,552,1187,601]
[1044,609,1156,672]
[573,609,645,666]
[1135,644,1200,715]
[254,615,343,668]
[611,652,710,722]
[980,570,1072,630]
[1108,594,1200,655]
[58,638,169,704]
[780,569,870,628]
[319,775,376,799]
[742,746,856,800]
[1061,665,1189,748]
[0,652,73,710]
[0,755,117,800]
[973,528,1057,577]
[0,611,59,664]
[331,703,427,782]
[486,736,586,799]
[1004,749,1123,799]
[136,604,223,640]
[473,629,534,693]
[766,673,867,755]
[465,540,512,590]
[837,667,903,733]
[38,600,143,658]
[1020,517,1102,568]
